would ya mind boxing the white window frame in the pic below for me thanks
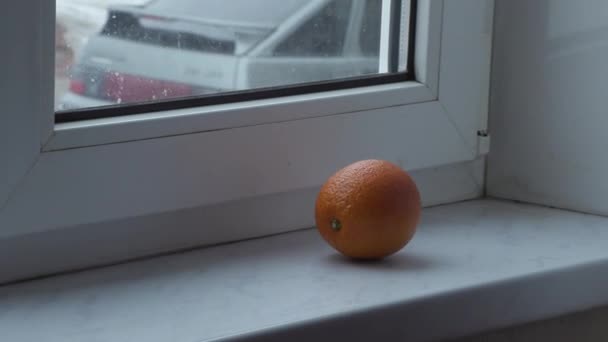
[0,1,493,240]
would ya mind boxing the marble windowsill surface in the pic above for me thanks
[2,199,608,342]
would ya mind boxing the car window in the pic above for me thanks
[360,0,382,56]
[146,0,308,27]
[273,0,353,57]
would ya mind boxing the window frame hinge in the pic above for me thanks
[477,129,491,156]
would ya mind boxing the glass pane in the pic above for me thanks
[55,0,411,112]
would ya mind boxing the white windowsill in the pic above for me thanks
[2,199,608,342]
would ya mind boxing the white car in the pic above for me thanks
[61,0,383,110]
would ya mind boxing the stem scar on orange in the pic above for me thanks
[315,160,421,260]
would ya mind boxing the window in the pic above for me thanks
[360,0,383,57]
[1,0,494,283]
[273,0,353,57]
[55,0,414,122]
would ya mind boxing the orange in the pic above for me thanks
[315,160,421,260]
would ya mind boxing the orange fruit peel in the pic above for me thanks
[315,160,421,260]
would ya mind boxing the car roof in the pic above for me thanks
[144,0,314,28]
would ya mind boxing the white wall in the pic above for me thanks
[487,0,608,216]
[446,3,608,339]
